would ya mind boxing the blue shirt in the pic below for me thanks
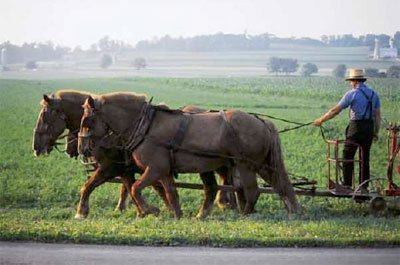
[338,83,380,120]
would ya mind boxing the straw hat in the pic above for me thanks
[345,69,367,81]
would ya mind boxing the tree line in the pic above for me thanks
[0,41,70,64]
[135,32,400,51]
[267,57,400,78]
[2,31,399,64]
[136,33,270,51]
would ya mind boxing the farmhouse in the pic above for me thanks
[372,37,399,60]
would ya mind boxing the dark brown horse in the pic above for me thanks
[78,93,300,219]
[32,90,140,217]
[33,90,232,218]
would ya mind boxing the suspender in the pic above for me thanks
[358,88,374,120]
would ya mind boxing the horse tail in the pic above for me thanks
[258,122,301,215]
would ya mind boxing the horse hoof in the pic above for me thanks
[242,209,256,215]
[146,205,160,216]
[74,213,87,219]
[196,207,211,219]
[114,206,125,212]
[175,213,182,220]
[196,212,206,219]
[136,212,147,218]
[217,201,237,210]
[216,201,227,209]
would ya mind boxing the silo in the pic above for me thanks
[1,48,7,66]
[373,38,380,60]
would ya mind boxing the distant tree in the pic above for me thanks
[90,43,98,52]
[364,68,381,78]
[281,58,298,75]
[100,54,113,69]
[132,57,147,70]
[98,36,112,51]
[394,31,400,49]
[332,64,347,78]
[267,57,298,75]
[320,35,329,44]
[300,63,318,77]
[73,46,83,53]
[25,60,38,70]
[267,57,280,75]
[387,65,400,78]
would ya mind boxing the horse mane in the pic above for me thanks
[40,89,94,107]
[98,92,147,107]
[54,90,94,103]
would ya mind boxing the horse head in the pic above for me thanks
[32,94,68,156]
[78,96,109,157]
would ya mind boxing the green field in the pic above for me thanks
[0,77,400,247]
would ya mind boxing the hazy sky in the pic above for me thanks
[1,0,399,48]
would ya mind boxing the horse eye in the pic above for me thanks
[43,110,52,120]
[82,118,93,128]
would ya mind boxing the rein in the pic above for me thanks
[197,109,314,134]
[246,112,314,133]
[80,102,325,175]
[54,129,80,153]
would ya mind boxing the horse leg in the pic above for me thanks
[151,180,174,212]
[196,171,218,219]
[236,188,246,213]
[114,184,129,212]
[237,165,260,215]
[160,176,182,219]
[120,174,173,216]
[75,167,110,219]
[215,167,237,209]
[131,166,164,217]
[258,168,300,218]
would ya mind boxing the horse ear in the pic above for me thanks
[43,94,51,104]
[87,96,95,109]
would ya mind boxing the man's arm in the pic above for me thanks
[313,104,342,126]
[373,107,381,140]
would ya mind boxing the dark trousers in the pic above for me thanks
[342,120,374,188]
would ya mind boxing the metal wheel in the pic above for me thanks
[369,196,387,216]
[352,177,387,204]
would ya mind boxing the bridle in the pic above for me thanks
[78,102,150,153]
[78,107,119,152]
[34,105,73,152]
[54,128,80,153]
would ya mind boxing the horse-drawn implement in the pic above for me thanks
[33,90,400,218]
[176,122,400,215]
[77,103,400,216]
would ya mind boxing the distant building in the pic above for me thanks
[372,37,398,60]
[373,38,380,60]
[0,48,7,71]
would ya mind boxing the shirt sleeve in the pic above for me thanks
[338,90,353,109]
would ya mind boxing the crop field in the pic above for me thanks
[0,76,400,247]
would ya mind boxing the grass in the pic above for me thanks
[0,77,400,247]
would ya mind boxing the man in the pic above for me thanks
[314,69,381,193]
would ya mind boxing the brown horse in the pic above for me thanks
[33,90,231,219]
[32,90,146,218]
[78,94,300,219]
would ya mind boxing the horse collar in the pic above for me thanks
[125,103,156,151]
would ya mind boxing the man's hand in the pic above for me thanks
[314,104,342,127]
[313,118,323,127]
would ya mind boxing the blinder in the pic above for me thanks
[35,106,68,137]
